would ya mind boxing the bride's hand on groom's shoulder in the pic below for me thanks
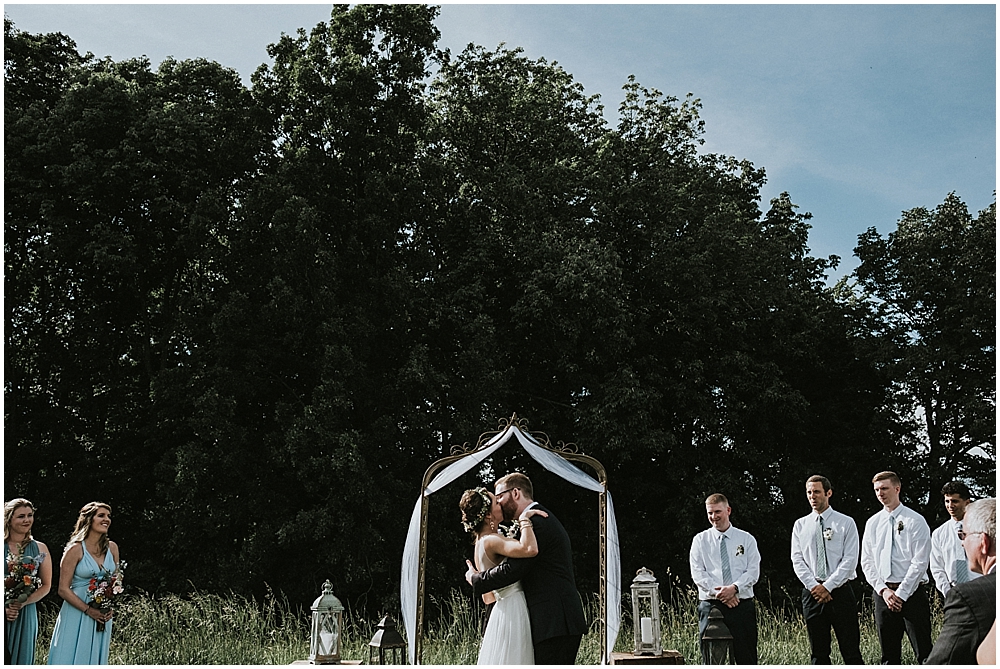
[520,508,548,521]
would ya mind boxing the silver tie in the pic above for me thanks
[816,515,829,580]
[953,521,970,584]
[878,514,895,580]
[720,535,733,585]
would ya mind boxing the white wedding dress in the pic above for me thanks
[476,540,534,665]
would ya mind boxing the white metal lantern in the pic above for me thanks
[631,567,662,656]
[310,580,345,664]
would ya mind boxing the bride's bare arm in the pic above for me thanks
[487,508,549,560]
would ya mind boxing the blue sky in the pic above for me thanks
[5,4,995,281]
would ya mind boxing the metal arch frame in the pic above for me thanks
[414,413,609,664]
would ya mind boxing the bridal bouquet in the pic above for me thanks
[499,522,520,540]
[88,562,126,632]
[4,548,46,606]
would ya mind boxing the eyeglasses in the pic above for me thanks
[957,530,983,541]
[495,487,519,500]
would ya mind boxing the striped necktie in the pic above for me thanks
[720,534,733,585]
[953,522,970,584]
[816,515,829,580]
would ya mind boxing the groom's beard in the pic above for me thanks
[500,498,517,522]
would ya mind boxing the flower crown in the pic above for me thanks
[462,487,492,534]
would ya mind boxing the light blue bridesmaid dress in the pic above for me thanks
[47,544,115,665]
[4,540,43,664]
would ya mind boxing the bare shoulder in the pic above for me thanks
[109,541,120,561]
[479,534,503,552]
[61,542,83,565]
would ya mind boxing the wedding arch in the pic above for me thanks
[400,414,621,664]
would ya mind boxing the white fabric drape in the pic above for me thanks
[401,424,621,664]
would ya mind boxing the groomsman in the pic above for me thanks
[690,493,761,664]
[791,475,864,664]
[860,471,933,664]
[929,481,980,598]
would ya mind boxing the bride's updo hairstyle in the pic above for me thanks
[65,501,112,555]
[459,487,492,538]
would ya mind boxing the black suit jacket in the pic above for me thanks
[924,571,996,665]
[471,503,587,644]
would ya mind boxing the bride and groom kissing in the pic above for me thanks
[461,473,588,665]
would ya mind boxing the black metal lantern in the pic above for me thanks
[368,615,406,664]
[310,580,345,664]
[700,605,733,665]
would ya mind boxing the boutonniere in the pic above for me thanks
[823,528,833,541]
[897,520,904,533]
[736,545,744,556]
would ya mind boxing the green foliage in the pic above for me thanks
[851,193,996,513]
[30,586,935,664]
[5,7,993,617]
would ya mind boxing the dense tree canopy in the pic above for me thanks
[852,194,996,519]
[5,8,994,614]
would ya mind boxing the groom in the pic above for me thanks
[465,472,588,664]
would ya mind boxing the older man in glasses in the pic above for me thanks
[925,497,996,665]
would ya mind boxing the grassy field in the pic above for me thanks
[30,582,941,664]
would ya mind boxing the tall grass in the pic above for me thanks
[30,582,941,664]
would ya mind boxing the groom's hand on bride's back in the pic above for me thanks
[465,559,478,585]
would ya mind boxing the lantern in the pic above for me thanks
[630,567,662,656]
[368,615,406,664]
[310,580,345,664]
[700,605,733,665]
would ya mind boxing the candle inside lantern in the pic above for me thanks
[640,616,653,644]
[320,629,336,653]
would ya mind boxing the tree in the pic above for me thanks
[11,10,977,612]
[5,17,266,581]
[149,4,445,600]
[852,193,996,515]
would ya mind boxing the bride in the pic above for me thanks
[460,487,547,665]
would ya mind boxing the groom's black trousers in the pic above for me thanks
[481,602,494,635]
[534,633,582,665]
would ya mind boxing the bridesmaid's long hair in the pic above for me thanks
[66,502,112,555]
[3,498,35,548]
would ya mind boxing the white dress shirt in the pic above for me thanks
[791,507,860,591]
[860,503,930,601]
[929,517,981,597]
[690,525,760,601]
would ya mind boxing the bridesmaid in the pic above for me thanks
[47,502,120,665]
[4,498,52,664]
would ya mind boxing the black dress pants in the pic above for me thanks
[698,598,758,664]
[534,634,582,665]
[873,584,932,664]
[801,584,863,664]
